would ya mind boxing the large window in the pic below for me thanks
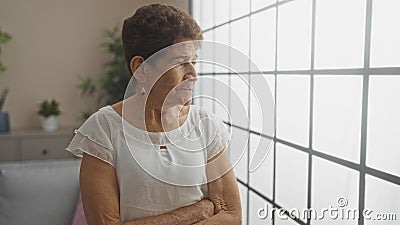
[191,0,400,225]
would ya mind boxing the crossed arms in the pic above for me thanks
[79,147,242,225]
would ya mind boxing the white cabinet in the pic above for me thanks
[0,139,18,161]
[0,129,76,162]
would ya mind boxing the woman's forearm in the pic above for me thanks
[192,210,241,225]
[122,199,214,225]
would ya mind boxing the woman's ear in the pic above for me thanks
[130,56,145,81]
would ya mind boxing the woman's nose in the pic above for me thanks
[184,62,198,80]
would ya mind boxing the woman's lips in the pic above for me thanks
[181,87,193,92]
[180,81,194,92]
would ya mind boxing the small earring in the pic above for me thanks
[141,87,146,96]
[141,82,146,96]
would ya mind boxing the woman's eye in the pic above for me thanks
[171,59,196,68]
[172,61,184,66]
[176,62,185,67]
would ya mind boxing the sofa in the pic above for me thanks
[0,159,82,225]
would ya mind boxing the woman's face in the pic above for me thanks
[145,39,198,109]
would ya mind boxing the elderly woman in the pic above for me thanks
[66,3,241,225]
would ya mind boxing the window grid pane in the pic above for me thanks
[314,0,366,69]
[366,76,400,177]
[277,0,312,70]
[370,0,400,67]
[313,75,363,163]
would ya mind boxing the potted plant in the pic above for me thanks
[77,25,131,121]
[37,98,61,132]
[0,28,12,133]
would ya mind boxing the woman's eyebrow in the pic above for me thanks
[171,55,196,62]
[172,56,188,60]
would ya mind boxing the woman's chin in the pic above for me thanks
[162,95,192,108]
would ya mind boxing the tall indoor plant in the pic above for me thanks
[77,26,131,121]
[0,28,12,133]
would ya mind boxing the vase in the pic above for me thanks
[0,111,10,133]
[41,115,59,132]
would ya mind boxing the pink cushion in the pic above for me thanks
[71,193,88,225]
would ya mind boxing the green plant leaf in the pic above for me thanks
[77,75,97,96]
[0,31,12,44]
[76,109,93,122]
[38,98,61,117]
[0,63,5,73]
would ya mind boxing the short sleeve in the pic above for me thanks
[65,111,116,167]
[205,113,231,161]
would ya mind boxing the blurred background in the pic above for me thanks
[0,0,189,130]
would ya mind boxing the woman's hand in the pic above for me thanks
[197,199,215,220]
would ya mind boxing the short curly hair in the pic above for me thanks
[122,3,203,75]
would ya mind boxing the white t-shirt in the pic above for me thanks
[65,105,230,222]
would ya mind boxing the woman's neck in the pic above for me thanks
[122,95,190,132]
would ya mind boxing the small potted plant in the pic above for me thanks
[37,98,61,132]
